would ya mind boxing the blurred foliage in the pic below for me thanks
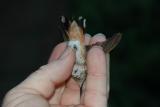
[68,0,160,107]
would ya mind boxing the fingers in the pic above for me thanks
[48,42,69,105]
[84,34,109,107]
[48,42,67,62]
[17,47,75,98]
[13,34,91,103]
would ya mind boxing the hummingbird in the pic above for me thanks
[59,16,122,96]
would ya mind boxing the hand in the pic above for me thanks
[2,34,109,107]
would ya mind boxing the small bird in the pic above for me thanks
[60,16,122,96]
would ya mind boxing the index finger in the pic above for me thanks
[84,34,109,107]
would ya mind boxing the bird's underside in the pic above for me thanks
[60,16,122,96]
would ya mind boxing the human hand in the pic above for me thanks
[2,34,109,107]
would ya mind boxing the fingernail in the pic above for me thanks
[90,33,106,45]
[60,47,74,59]
[94,33,106,38]
[85,33,91,38]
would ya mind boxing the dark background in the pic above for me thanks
[1,0,160,107]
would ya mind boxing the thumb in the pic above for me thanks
[17,47,75,98]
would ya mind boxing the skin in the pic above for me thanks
[2,34,109,107]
